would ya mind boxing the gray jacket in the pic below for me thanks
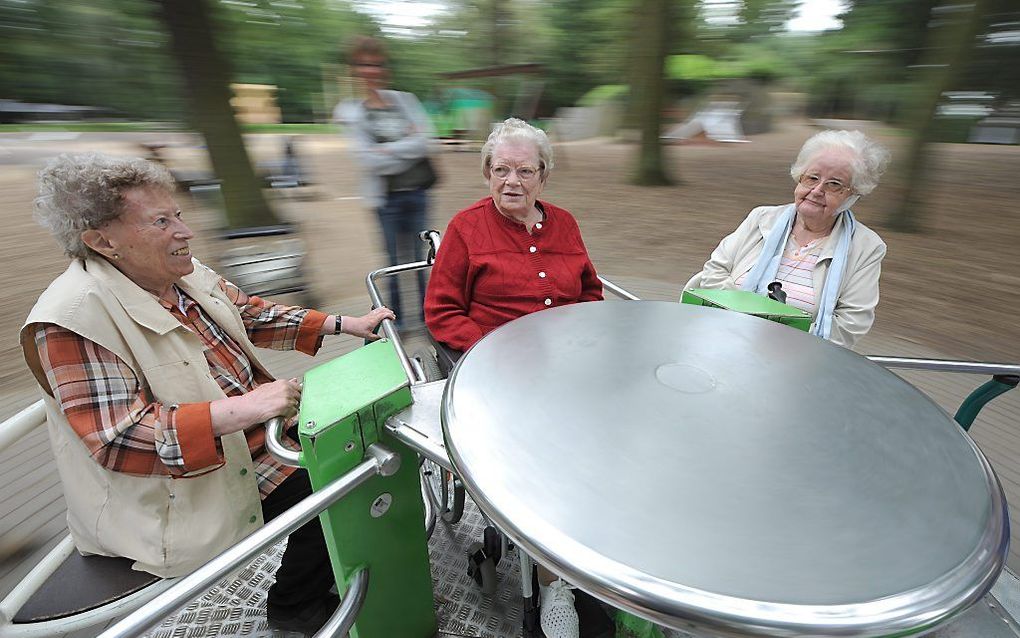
[333,89,435,208]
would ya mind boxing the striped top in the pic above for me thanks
[736,236,822,314]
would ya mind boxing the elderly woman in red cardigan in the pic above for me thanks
[424,118,603,355]
[424,117,603,638]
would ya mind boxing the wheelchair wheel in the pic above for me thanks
[411,346,443,382]
[421,458,465,523]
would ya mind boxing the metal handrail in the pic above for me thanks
[97,443,399,638]
[868,356,1020,377]
[265,416,301,466]
[0,400,45,454]
[366,261,431,385]
[313,568,369,638]
[599,276,641,301]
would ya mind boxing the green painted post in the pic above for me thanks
[297,339,436,638]
[953,375,1019,431]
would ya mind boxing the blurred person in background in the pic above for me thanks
[334,35,437,330]
[684,130,891,349]
[425,118,603,638]
[21,153,393,635]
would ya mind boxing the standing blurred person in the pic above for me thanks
[334,35,437,329]
[684,130,891,349]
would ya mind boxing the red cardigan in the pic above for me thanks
[425,197,603,351]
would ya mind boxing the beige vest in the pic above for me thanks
[21,257,267,577]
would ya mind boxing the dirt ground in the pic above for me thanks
[0,120,1017,414]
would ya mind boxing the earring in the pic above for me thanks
[112,253,120,260]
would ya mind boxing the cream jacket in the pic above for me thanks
[685,204,886,349]
[21,257,266,577]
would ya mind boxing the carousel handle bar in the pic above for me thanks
[599,276,640,301]
[366,263,432,385]
[265,416,301,467]
[98,444,400,638]
[312,567,369,638]
[867,356,1020,377]
[868,356,1019,431]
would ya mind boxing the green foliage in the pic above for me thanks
[577,85,628,107]
[538,0,632,110]
[667,54,733,81]
[0,0,183,120]
[665,47,785,90]
[7,0,1014,128]
[787,0,1020,121]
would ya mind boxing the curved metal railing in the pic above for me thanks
[96,443,398,638]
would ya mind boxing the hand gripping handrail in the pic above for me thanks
[97,443,399,638]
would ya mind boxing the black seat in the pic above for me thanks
[12,551,161,623]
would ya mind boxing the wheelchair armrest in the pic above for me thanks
[427,332,463,378]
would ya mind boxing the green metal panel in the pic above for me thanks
[681,288,812,332]
[298,339,436,638]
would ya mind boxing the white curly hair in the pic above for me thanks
[480,118,554,179]
[34,152,176,259]
[790,130,891,196]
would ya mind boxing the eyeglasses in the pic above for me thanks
[491,164,540,180]
[798,174,851,194]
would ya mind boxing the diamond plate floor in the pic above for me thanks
[143,493,531,638]
[431,497,525,638]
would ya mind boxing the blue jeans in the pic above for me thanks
[376,188,429,322]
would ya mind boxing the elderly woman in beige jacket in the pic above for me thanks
[685,130,890,349]
[22,153,393,634]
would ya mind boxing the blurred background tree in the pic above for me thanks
[154,0,281,229]
[630,0,675,185]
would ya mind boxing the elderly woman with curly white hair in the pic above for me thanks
[21,153,393,635]
[685,129,891,349]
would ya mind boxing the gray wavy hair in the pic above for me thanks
[34,152,176,259]
[481,118,554,179]
[789,130,891,196]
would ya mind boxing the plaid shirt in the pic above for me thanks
[33,279,328,499]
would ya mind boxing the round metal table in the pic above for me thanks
[441,301,1009,637]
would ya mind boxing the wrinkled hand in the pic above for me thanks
[247,377,303,421]
[343,307,396,340]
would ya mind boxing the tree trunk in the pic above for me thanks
[629,0,672,186]
[153,0,280,229]
[891,0,987,232]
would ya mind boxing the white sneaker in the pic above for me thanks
[540,579,579,638]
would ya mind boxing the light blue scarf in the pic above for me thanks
[740,204,856,341]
